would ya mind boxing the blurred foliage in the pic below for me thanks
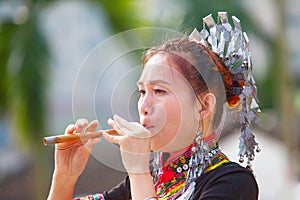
[93,0,149,33]
[181,0,254,32]
[0,0,149,150]
[0,0,152,198]
[0,0,49,149]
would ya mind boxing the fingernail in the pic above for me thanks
[107,118,113,123]
[91,119,99,124]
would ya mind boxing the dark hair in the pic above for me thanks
[143,38,245,129]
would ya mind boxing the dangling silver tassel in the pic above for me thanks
[238,34,261,169]
[152,151,162,183]
[177,182,196,200]
[186,127,207,185]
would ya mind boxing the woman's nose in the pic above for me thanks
[139,94,153,115]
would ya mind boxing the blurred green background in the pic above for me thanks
[0,0,299,199]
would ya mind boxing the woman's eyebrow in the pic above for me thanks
[137,79,171,86]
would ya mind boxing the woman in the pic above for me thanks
[47,13,260,200]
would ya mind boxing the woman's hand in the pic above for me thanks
[103,115,157,200]
[48,119,100,200]
[103,115,152,174]
[53,119,100,179]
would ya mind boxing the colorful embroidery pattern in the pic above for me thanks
[155,148,192,200]
[154,136,229,200]
[73,193,105,200]
[205,152,230,173]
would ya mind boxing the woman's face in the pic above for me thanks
[137,54,199,152]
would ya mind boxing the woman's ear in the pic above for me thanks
[199,93,216,119]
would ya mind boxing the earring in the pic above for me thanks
[186,126,206,184]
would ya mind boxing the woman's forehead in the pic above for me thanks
[138,54,185,85]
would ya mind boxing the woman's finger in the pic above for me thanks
[107,118,126,136]
[103,132,122,144]
[113,115,133,131]
[85,120,99,133]
[75,118,89,133]
[111,115,135,136]
[114,115,150,138]
[65,124,76,135]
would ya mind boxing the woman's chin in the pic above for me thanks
[150,135,168,152]
[151,140,182,153]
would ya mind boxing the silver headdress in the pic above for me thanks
[189,12,261,168]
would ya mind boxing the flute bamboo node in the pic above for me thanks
[43,129,117,145]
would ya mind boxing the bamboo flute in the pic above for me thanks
[43,129,117,145]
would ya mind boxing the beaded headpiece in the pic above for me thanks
[189,12,261,168]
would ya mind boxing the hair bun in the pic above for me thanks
[201,43,245,108]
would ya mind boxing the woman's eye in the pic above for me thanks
[154,89,166,94]
[139,89,146,95]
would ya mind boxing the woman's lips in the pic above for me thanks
[143,124,155,133]
[143,124,153,129]
[142,117,157,133]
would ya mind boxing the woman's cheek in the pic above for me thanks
[151,104,168,135]
[164,101,182,131]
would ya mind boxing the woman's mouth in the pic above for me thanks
[143,124,154,130]
[143,124,156,133]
